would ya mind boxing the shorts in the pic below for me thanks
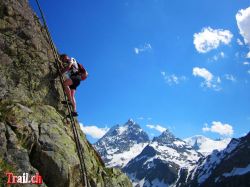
[70,76,81,90]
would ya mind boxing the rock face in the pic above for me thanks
[0,0,132,186]
[0,0,61,106]
[176,133,250,187]
[123,130,202,187]
[94,119,150,168]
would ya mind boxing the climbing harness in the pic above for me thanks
[34,0,90,186]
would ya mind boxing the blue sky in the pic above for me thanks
[30,0,250,143]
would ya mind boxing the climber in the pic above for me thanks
[60,54,88,117]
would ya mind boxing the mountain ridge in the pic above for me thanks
[122,127,202,186]
[184,135,231,156]
[93,119,249,187]
[94,119,203,186]
[176,132,250,186]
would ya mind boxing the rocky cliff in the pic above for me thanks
[0,0,132,186]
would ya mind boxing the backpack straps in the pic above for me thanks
[77,62,88,80]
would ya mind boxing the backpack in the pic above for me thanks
[77,62,88,80]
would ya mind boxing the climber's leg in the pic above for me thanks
[63,79,73,104]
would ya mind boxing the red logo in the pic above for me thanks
[6,172,43,184]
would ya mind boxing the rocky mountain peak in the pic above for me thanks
[95,119,149,149]
[152,129,176,144]
[126,118,135,125]
[94,120,150,168]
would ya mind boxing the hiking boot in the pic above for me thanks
[71,112,78,117]
[66,112,78,118]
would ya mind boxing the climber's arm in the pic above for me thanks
[61,61,73,74]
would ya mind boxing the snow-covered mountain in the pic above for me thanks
[184,135,231,156]
[94,120,249,187]
[94,119,149,168]
[176,132,250,187]
[123,130,203,187]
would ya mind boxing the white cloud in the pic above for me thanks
[134,48,139,54]
[220,52,225,58]
[134,43,152,54]
[146,124,166,133]
[193,67,213,81]
[202,124,210,132]
[217,77,221,84]
[161,71,166,76]
[235,52,249,59]
[237,38,244,46]
[137,117,152,121]
[202,121,234,136]
[137,117,144,120]
[247,52,250,58]
[210,52,225,61]
[243,61,250,65]
[224,74,236,82]
[161,71,186,85]
[193,67,221,90]
[193,27,233,53]
[80,124,109,139]
[236,7,250,45]
[248,70,250,74]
